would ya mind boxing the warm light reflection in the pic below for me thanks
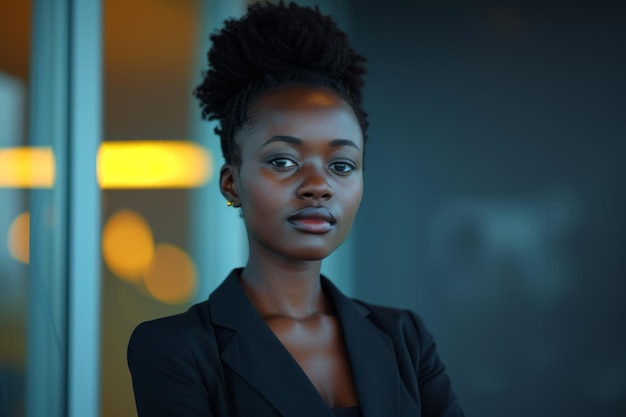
[0,141,213,189]
[97,141,213,189]
[0,147,55,188]
[7,211,29,264]
[144,244,197,304]
[307,90,336,106]
[102,210,154,281]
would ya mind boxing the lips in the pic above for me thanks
[287,207,336,233]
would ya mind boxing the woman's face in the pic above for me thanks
[221,85,364,262]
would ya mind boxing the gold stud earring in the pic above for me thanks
[226,201,237,207]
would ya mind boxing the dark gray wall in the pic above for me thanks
[349,1,625,416]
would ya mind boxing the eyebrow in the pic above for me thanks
[261,135,360,150]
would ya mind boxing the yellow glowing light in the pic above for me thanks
[0,147,55,188]
[97,141,213,189]
[0,142,212,189]
[144,244,197,304]
[7,212,30,264]
[102,210,154,282]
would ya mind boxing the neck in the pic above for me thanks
[241,250,330,320]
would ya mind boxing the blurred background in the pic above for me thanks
[0,0,624,416]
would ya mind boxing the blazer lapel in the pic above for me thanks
[209,270,334,417]
[322,277,403,417]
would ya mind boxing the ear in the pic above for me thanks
[219,164,241,207]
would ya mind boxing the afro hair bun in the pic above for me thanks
[194,1,366,123]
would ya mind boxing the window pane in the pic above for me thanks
[101,1,203,415]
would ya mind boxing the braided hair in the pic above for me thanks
[193,1,368,166]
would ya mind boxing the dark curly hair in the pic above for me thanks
[193,1,368,166]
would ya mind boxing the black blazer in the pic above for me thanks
[128,269,464,417]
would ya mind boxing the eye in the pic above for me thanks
[269,158,297,169]
[330,161,356,174]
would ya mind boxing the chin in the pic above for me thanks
[291,249,329,262]
[288,244,341,262]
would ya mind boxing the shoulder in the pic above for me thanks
[350,299,465,416]
[130,300,210,339]
[347,298,438,372]
[351,298,431,344]
[127,301,229,416]
[127,300,215,366]
[322,275,430,343]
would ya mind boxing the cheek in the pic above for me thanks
[352,191,363,217]
[239,174,281,220]
[237,165,261,203]
[343,180,364,217]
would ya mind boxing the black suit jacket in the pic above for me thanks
[128,269,464,416]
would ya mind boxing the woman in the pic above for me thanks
[128,2,464,416]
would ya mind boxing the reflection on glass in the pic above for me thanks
[144,244,198,304]
[7,212,30,264]
[97,141,213,189]
[102,210,155,282]
[0,147,55,188]
[101,0,205,415]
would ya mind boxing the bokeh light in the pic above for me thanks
[0,142,212,189]
[143,244,197,304]
[7,211,29,264]
[102,210,154,282]
[0,147,55,188]
[97,141,213,189]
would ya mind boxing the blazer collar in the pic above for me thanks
[321,276,402,417]
[208,269,402,417]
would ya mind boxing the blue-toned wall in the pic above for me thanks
[350,1,626,416]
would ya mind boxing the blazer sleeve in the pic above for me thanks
[408,311,465,417]
[127,320,214,417]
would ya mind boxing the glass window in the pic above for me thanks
[101,1,213,415]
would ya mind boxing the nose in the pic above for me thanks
[297,163,333,201]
